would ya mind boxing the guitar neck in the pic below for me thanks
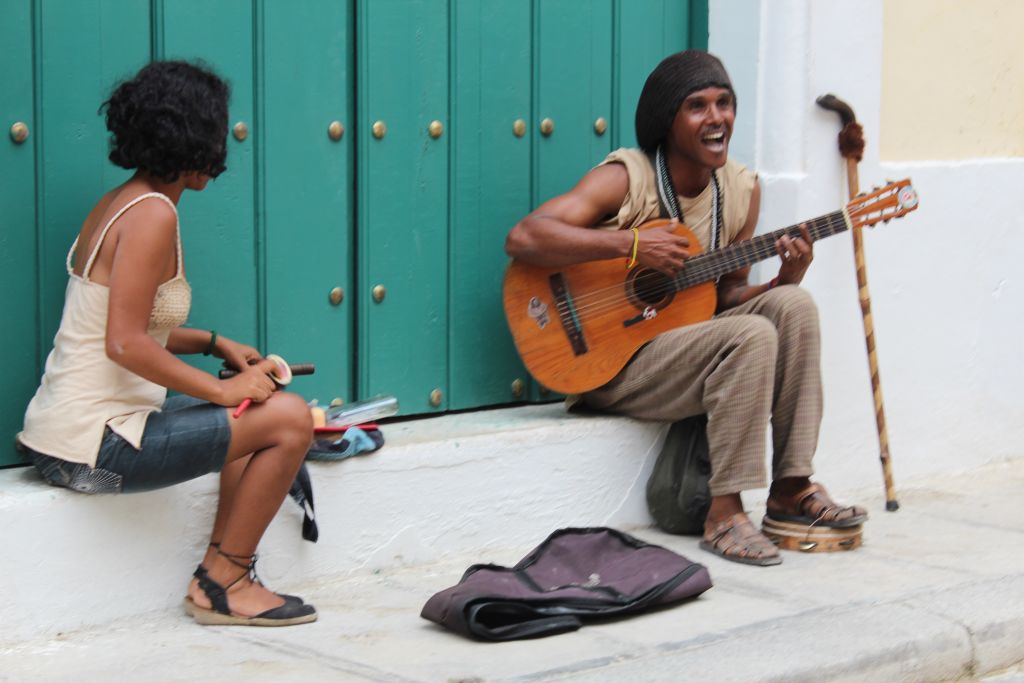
[674,209,851,289]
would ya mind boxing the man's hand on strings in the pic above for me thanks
[636,220,691,275]
[775,223,814,285]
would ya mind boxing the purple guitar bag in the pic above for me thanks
[421,527,712,641]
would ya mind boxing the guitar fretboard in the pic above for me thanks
[674,210,851,289]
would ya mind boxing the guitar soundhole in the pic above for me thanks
[627,268,674,309]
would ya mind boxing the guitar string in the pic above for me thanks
[566,219,846,320]
[564,206,866,311]
[557,152,851,315]
[529,187,892,329]
[565,214,844,317]
[548,150,885,320]
[562,213,851,320]
[571,214,850,317]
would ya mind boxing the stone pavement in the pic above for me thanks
[1,459,1021,683]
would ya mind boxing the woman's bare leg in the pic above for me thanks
[199,454,252,568]
[188,391,313,616]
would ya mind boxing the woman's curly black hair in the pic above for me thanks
[102,60,230,183]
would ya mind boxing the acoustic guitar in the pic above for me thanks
[503,179,919,395]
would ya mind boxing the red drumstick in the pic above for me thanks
[232,399,252,419]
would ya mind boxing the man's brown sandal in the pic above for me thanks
[699,513,783,566]
[184,549,317,626]
[766,482,868,529]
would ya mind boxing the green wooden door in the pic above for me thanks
[1,0,706,467]
[535,0,614,208]
[5,1,150,467]
[363,0,701,411]
[161,0,259,377]
[262,0,355,406]
[1,0,357,466]
[160,1,355,404]
[615,0,696,149]
[356,0,450,414]
[36,1,150,347]
[448,0,532,409]
[1,0,38,466]
[527,0,616,402]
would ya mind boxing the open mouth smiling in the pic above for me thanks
[702,130,726,147]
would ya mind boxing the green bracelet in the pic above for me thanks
[203,330,218,356]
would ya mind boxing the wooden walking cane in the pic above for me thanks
[816,93,900,511]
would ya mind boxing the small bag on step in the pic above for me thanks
[646,415,712,535]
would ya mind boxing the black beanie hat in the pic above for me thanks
[635,50,735,153]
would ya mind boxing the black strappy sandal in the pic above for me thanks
[200,543,304,605]
[184,549,317,626]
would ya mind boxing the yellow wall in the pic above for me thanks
[882,0,1024,160]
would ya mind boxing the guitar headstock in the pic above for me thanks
[846,178,919,229]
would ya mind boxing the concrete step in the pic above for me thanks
[2,460,1023,683]
[1,404,669,644]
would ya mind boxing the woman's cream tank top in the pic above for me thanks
[19,192,192,466]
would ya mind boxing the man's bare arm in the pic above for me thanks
[505,164,633,267]
[506,163,691,274]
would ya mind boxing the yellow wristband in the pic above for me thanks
[625,227,640,270]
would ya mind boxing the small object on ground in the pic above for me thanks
[761,515,863,553]
[306,425,384,462]
[311,395,398,428]
[765,482,868,528]
[646,415,711,535]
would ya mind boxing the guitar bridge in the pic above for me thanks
[549,273,588,356]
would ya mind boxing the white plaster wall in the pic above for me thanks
[711,0,1024,490]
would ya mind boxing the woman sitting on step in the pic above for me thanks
[18,60,316,627]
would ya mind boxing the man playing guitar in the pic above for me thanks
[505,50,866,566]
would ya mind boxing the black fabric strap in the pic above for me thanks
[288,463,319,543]
[193,565,231,615]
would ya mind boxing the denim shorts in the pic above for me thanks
[30,395,232,494]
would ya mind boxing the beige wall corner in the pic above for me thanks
[882,0,1024,161]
